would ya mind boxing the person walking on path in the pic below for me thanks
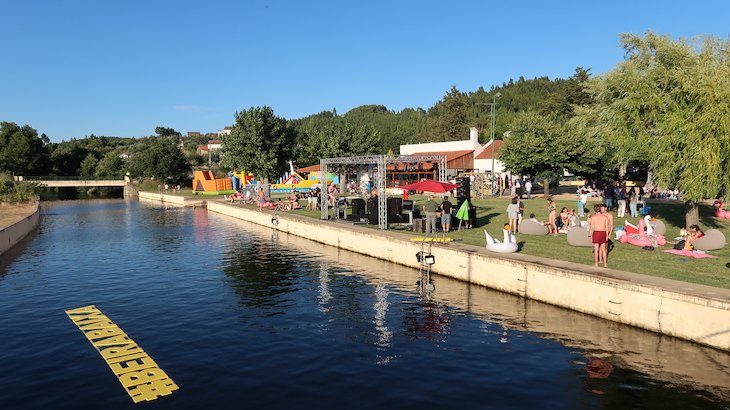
[423,195,439,234]
[525,179,533,199]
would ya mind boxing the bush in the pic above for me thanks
[0,174,40,203]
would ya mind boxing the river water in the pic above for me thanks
[0,199,728,409]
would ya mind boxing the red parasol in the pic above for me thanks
[398,179,459,193]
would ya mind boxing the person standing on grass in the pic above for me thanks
[506,198,520,234]
[441,196,453,233]
[616,185,627,218]
[423,195,439,234]
[589,204,609,267]
[525,179,533,199]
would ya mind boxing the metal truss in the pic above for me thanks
[319,154,447,229]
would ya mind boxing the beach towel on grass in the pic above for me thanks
[662,249,717,258]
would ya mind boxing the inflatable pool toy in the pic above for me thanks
[715,208,730,219]
[484,226,518,253]
[618,218,666,247]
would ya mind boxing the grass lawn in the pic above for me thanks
[276,194,730,289]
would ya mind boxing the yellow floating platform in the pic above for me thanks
[65,305,179,403]
[409,237,454,243]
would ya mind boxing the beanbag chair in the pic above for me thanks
[519,219,549,235]
[692,229,726,251]
[650,219,666,236]
[567,226,593,247]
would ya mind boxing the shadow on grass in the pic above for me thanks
[649,202,725,230]
[476,212,501,228]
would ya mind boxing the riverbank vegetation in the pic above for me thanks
[0,174,40,203]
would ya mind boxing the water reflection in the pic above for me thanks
[219,215,730,404]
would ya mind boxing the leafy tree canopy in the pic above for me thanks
[585,32,730,202]
[0,122,51,175]
[221,106,296,181]
[126,137,191,184]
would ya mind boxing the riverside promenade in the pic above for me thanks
[194,197,730,353]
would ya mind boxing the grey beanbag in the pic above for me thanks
[650,219,666,235]
[519,219,549,235]
[567,227,593,247]
[692,229,726,251]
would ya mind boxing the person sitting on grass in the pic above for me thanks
[289,191,302,210]
[683,224,704,251]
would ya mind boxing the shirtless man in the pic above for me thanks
[600,203,614,233]
[589,204,610,267]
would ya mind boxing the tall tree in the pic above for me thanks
[221,106,296,192]
[499,111,566,195]
[430,86,468,141]
[94,151,126,178]
[126,137,191,184]
[155,126,181,138]
[296,119,382,167]
[585,33,730,226]
[0,122,51,175]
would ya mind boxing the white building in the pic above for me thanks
[217,126,234,136]
[399,127,505,176]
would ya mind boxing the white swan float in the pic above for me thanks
[484,226,518,253]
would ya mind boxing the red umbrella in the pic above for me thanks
[398,179,459,193]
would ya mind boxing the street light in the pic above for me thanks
[491,92,501,195]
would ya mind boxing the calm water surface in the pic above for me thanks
[0,200,728,409]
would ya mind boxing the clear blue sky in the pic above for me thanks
[1,1,728,142]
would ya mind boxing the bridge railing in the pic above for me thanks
[22,176,125,181]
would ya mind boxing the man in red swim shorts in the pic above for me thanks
[589,204,610,267]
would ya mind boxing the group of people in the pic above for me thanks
[508,178,533,199]
[583,183,647,218]
[422,195,456,233]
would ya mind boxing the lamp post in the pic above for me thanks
[490,93,501,195]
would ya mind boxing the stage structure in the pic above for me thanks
[320,154,447,230]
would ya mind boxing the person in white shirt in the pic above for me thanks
[525,180,533,199]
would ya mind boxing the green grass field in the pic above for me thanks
[147,184,729,289]
[280,194,730,289]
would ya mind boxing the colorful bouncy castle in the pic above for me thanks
[192,170,235,195]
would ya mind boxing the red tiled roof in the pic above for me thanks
[411,150,473,162]
[297,164,320,173]
[474,140,504,159]
[197,145,209,151]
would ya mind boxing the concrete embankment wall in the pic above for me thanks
[207,201,730,352]
[0,202,40,256]
[137,191,205,206]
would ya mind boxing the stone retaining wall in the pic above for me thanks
[206,201,730,352]
[0,202,40,256]
[137,191,205,206]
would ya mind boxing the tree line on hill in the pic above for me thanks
[1,33,728,225]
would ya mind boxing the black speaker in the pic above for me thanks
[351,198,366,218]
[402,199,414,212]
[387,197,403,218]
[456,177,471,202]
[367,196,378,215]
